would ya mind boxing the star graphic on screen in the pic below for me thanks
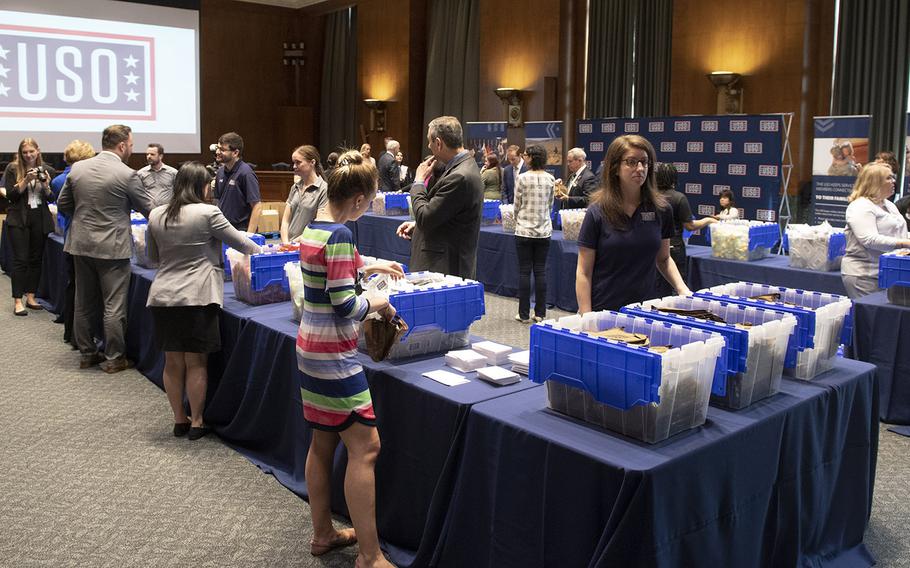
[124,54,139,68]
[125,89,140,102]
[0,44,8,59]
[0,83,9,97]
[124,72,139,85]
[0,64,8,79]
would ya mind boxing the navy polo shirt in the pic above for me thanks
[577,202,674,312]
[214,160,261,228]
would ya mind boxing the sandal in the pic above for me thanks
[310,529,357,556]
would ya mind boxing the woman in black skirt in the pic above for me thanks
[146,162,262,440]
[3,138,57,315]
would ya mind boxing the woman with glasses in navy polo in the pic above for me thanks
[575,135,690,313]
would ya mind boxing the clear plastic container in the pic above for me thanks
[880,251,910,306]
[371,192,409,216]
[482,200,502,226]
[558,209,587,242]
[284,261,304,321]
[623,295,797,408]
[225,247,295,305]
[709,220,779,261]
[695,282,853,380]
[500,204,515,233]
[786,223,845,271]
[531,311,724,443]
[130,223,156,268]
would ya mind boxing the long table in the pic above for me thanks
[435,360,878,567]
[20,229,881,566]
[351,215,850,314]
[853,290,910,424]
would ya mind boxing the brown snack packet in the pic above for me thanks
[363,314,409,362]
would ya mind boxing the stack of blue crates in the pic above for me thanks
[481,200,501,225]
[529,311,725,443]
[223,234,267,281]
[879,252,910,306]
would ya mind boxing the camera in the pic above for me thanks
[29,166,48,183]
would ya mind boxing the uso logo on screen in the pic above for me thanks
[685,183,702,195]
[742,186,762,199]
[0,24,155,119]
[699,163,717,174]
[660,141,677,152]
[673,162,689,173]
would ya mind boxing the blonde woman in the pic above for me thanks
[842,163,910,298]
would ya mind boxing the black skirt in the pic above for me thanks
[150,304,221,353]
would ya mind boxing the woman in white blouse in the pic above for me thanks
[841,163,910,298]
[714,189,740,220]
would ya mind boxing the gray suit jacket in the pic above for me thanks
[146,203,262,307]
[409,152,483,279]
[57,151,154,259]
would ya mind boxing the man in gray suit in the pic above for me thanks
[58,124,154,373]
[395,116,483,278]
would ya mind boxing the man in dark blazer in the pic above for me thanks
[58,124,154,373]
[396,116,483,279]
[500,144,528,204]
[377,139,401,193]
[558,147,598,208]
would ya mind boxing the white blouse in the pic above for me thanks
[842,197,908,278]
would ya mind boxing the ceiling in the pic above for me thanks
[233,0,327,8]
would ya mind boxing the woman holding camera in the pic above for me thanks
[3,138,57,316]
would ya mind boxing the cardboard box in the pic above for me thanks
[258,209,280,234]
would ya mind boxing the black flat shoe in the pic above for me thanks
[25,302,42,310]
[14,309,27,317]
[187,426,211,441]
[173,422,191,437]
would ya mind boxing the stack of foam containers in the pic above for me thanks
[879,251,910,306]
[530,311,725,443]
[786,223,846,271]
[358,272,485,360]
[500,204,515,233]
[223,233,267,281]
[622,295,797,409]
[694,282,852,379]
[709,220,780,261]
[558,209,587,242]
[225,247,298,305]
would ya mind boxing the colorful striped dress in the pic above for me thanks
[296,221,375,431]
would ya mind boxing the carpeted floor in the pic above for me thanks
[0,272,908,567]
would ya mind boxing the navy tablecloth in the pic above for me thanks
[207,308,539,567]
[352,213,580,312]
[853,290,910,424]
[435,359,878,567]
[687,245,848,295]
[35,233,67,315]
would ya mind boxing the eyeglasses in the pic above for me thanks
[621,157,650,169]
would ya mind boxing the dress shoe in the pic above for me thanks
[187,426,211,441]
[25,302,42,310]
[14,308,28,317]
[173,422,191,437]
[100,357,134,374]
[79,352,105,369]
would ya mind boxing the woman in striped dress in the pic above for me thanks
[297,150,402,567]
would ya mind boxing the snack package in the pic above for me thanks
[362,314,409,362]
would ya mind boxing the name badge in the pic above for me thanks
[228,179,236,186]
[641,211,656,222]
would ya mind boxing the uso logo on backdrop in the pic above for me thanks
[601,122,615,133]
[673,162,689,173]
[730,120,748,132]
[759,165,779,177]
[699,163,717,174]
[701,120,718,132]
[756,209,777,222]
[744,142,763,154]
[685,183,702,195]
[589,141,604,152]
[687,141,704,153]
[715,142,733,153]
[0,24,155,119]
[648,121,664,132]
[742,186,762,199]
[728,164,747,176]
[713,184,730,195]
[674,120,691,132]
[698,204,716,216]
[624,122,639,133]
[578,122,593,134]
[660,141,677,152]
[760,119,780,132]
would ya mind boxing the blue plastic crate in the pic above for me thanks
[529,312,725,411]
[248,250,300,292]
[482,200,501,225]
[223,234,267,280]
[827,232,846,261]
[747,223,780,250]
[388,276,485,338]
[879,252,910,288]
[130,212,147,225]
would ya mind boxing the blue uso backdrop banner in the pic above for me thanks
[810,115,870,227]
[576,114,785,245]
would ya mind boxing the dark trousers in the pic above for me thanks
[656,236,688,298]
[516,236,550,318]
[8,208,48,298]
[63,252,76,342]
[73,255,131,361]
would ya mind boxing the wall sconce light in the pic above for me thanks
[495,88,524,127]
[706,72,743,114]
[364,99,387,132]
